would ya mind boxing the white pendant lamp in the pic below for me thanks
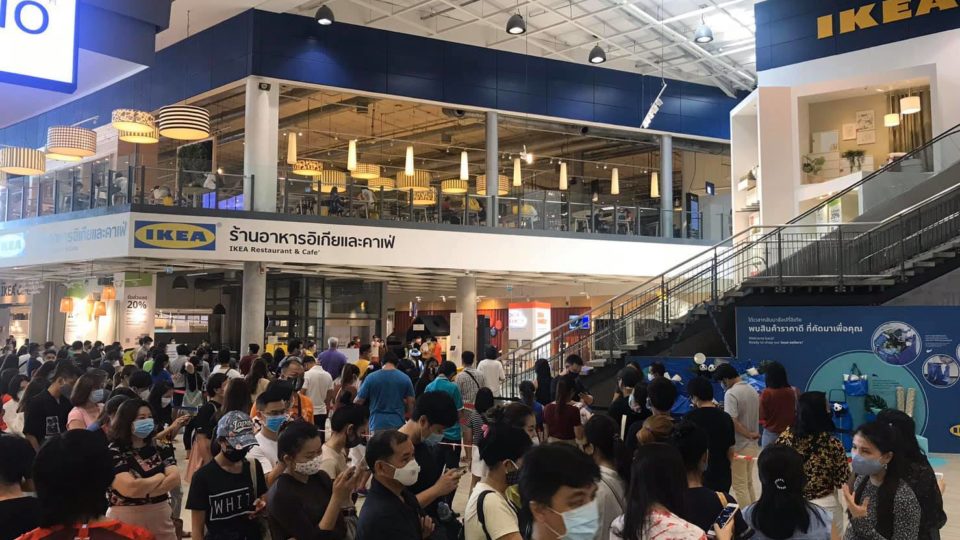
[347,139,358,171]
[111,109,156,134]
[45,126,97,161]
[286,133,298,165]
[396,169,431,191]
[0,147,45,175]
[513,157,522,187]
[651,171,660,198]
[119,129,160,144]
[292,159,324,176]
[158,105,211,140]
[460,151,469,180]
[352,163,380,180]
[611,167,620,195]
[477,175,509,196]
[900,95,921,115]
[405,145,415,176]
[559,162,568,191]
[884,113,901,128]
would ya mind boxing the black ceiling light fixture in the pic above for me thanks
[172,276,189,290]
[212,303,227,315]
[589,43,606,64]
[315,5,335,25]
[506,12,526,34]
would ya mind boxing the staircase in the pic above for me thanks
[502,124,960,397]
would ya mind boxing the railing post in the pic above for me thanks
[837,226,845,286]
[282,178,290,214]
[20,181,27,218]
[3,189,9,221]
[127,165,134,206]
[463,195,468,226]
[660,275,667,328]
[138,165,146,204]
[516,197,522,229]
[614,204,620,234]
[408,191,414,221]
[898,214,907,281]
[71,171,78,211]
[635,205,641,236]
[608,303,614,366]
[106,171,115,208]
[542,191,548,230]
[36,178,43,216]
[89,172,96,210]
[711,247,718,304]
[777,229,784,286]
[436,187,442,224]
[589,200,595,233]
[53,177,61,214]
[379,186,384,220]
[565,199,572,232]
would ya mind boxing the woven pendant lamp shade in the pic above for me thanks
[441,179,469,194]
[412,189,437,206]
[158,105,211,140]
[59,297,74,314]
[292,159,324,176]
[119,128,160,144]
[352,163,380,180]
[367,177,395,191]
[316,170,346,193]
[93,301,107,318]
[46,127,97,161]
[476,175,509,196]
[101,285,117,301]
[0,147,45,175]
[396,169,431,191]
[111,109,156,134]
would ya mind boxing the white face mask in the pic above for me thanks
[17,389,24,401]
[385,459,421,486]
[293,455,324,476]
[139,390,150,400]
[161,397,173,407]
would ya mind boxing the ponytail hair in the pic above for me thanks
[584,414,629,483]
[751,445,823,539]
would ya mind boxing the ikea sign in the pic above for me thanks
[817,0,958,39]
[0,0,78,92]
[134,221,217,251]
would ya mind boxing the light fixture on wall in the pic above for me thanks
[315,5,335,25]
[158,105,211,140]
[884,113,901,127]
[589,43,606,64]
[111,109,156,134]
[347,139,358,171]
[119,129,160,144]
[286,132,298,165]
[513,157,522,187]
[900,93,921,115]
[172,276,189,290]
[693,11,714,43]
[0,147,45,175]
[45,126,97,161]
[651,171,660,198]
[506,12,526,34]
[611,167,620,195]
[405,145,415,176]
[59,297,74,314]
[460,151,469,180]
[559,162,568,191]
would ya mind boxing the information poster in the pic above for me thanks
[117,272,156,348]
[737,306,960,452]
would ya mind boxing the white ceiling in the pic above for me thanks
[160,0,758,96]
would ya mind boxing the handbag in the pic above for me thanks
[246,457,272,540]
[843,364,869,396]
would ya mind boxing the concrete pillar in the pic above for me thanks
[240,262,266,350]
[660,134,674,237]
[242,77,280,213]
[485,111,499,227]
[28,283,52,343]
[457,276,477,356]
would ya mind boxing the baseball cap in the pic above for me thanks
[216,411,258,450]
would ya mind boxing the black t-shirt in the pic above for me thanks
[684,407,736,493]
[108,442,177,506]
[0,496,41,540]
[191,400,221,455]
[608,396,646,436]
[552,372,588,401]
[681,487,748,538]
[186,458,267,540]
[409,442,444,518]
[23,391,72,444]
[266,473,347,540]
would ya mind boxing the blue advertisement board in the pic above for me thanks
[737,306,960,452]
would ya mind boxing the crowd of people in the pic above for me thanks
[0,335,950,540]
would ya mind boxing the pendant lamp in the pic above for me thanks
[460,151,469,180]
[441,179,469,194]
[172,276,189,290]
[119,129,160,144]
[111,109,156,134]
[101,285,117,301]
[367,177,396,191]
[292,159,324,176]
[559,162,568,191]
[884,113,901,128]
[93,301,107,318]
[158,105,211,140]
[317,170,347,193]
[352,163,380,180]
[611,168,620,195]
[513,158,522,187]
[405,146,415,176]
[286,133,298,165]
[396,169,431,191]
[412,189,437,206]
[85,294,95,321]
[589,44,606,64]
[0,147,45,175]
[900,95,921,115]
[477,175,509,196]
[59,297,74,314]
[347,140,358,171]
[212,303,227,315]
[651,171,660,198]
[46,126,97,161]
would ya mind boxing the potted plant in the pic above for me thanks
[842,149,866,172]
[802,155,825,179]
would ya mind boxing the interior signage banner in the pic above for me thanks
[755,0,960,71]
[0,0,78,92]
[737,306,960,452]
[0,213,129,266]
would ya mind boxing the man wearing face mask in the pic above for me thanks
[187,411,268,540]
[464,424,533,540]
[129,370,154,401]
[274,358,315,424]
[519,443,601,540]
[606,368,648,439]
[319,403,369,479]
[23,361,81,450]
[248,383,291,487]
[358,429,435,540]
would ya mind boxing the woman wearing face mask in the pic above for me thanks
[106,399,181,540]
[842,421,920,540]
[147,381,174,430]
[319,403,370,479]
[470,388,497,490]
[2,374,29,435]
[464,424,533,540]
[519,442,601,540]
[266,421,369,540]
[583,415,629,540]
[66,370,107,430]
[611,443,734,540]
[129,370,153,401]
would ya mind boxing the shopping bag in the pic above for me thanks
[843,363,869,397]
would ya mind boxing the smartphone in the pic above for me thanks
[713,503,739,530]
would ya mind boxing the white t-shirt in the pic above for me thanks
[211,365,242,379]
[465,484,519,540]
[303,365,334,415]
[3,398,23,435]
[318,443,347,480]
[476,360,505,397]
[597,466,626,540]
[248,430,279,474]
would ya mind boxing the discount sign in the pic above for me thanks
[0,0,77,92]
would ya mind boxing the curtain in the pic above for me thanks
[888,89,933,170]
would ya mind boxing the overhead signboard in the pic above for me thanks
[0,0,78,92]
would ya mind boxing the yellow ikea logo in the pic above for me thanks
[134,221,216,250]
[817,0,958,39]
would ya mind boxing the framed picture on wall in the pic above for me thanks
[857,129,876,145]
[856,110,875,131]
[842,123,857,140]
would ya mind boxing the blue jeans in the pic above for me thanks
[761,428,780,447]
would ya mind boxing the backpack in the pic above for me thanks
[460,490,508,540]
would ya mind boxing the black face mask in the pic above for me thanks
[222,446,251,462]
[346,430,363,449]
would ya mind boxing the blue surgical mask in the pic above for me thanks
[91,389,106,403]
[547,500,599,540]
[132,418,155,439]
[851,453,886,476]
[264,414,286,433]
[424,431,443,445]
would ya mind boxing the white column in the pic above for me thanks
[660,134,674,237]
[485,111,499,227]
[28,283,51,343]
[457,276,477,357]
[241,262,266,350]
[242,77,280,213]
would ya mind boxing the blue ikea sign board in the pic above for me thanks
[737,306,960,452]
[756,0,960,71]
[0,0,79,92]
